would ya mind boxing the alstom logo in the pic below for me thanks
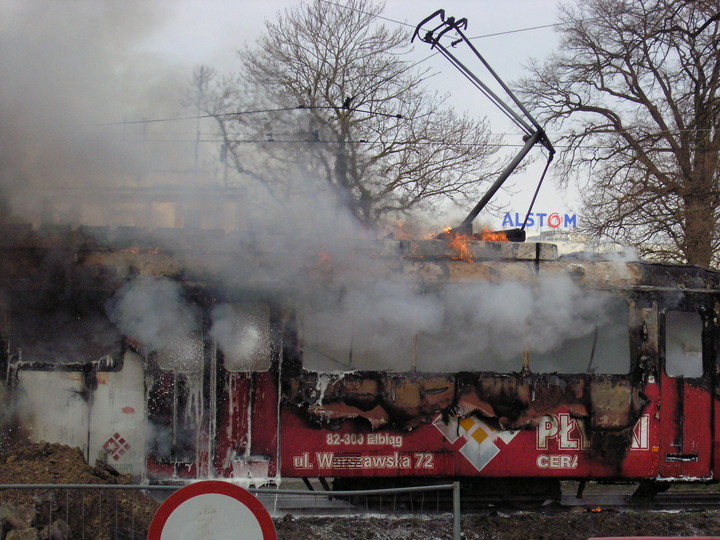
[502,212,577,229]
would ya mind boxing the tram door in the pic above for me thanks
[658,306,713,479]
[212,302,279,481]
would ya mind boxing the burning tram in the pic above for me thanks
[1,224,719,502]
[1,10,717,503]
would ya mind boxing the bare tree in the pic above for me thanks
[518,0,720,267]
[194,0,505,227]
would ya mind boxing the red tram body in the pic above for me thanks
[3,227,718,500]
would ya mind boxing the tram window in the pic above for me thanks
[665,311,703,378]
[415,282,538,373]
[300,283,629,374]
[301,305,414,371]
[531,297,630,374]
[155,334,204,373]
[211,303,271,372]
[147,371,198,462]
[300,285,422,372]
[415,316,517,372]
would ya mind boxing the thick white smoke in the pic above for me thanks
[1,1,630,378]
[209,303,271,371]
[300,273,613,373]
[0,1,191,225]
[106,276,201,370]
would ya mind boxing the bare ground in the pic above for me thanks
[274,510,720,540]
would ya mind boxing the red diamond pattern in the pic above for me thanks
[103,433,131,462]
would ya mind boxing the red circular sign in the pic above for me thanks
[148,481,276,540]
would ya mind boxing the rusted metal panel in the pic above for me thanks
[285,372,455,431]
[280,366,656,478]
[589,378,644,430]
[380,374,455,429]
[284,370,649,434]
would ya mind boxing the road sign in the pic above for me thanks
[148,480,276,540]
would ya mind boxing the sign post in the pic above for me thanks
[148,480,276,540]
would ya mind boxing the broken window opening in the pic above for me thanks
[531,297,630,375]
[147,336,204,464]
[147,368,200,463]
[298,288,416,372]
[298,284,631,374]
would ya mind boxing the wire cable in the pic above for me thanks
[93,105,403,127]
[319,0,561,38]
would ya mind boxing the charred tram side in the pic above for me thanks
[280,241,720,500]
[1,227,719,500]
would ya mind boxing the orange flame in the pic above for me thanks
[445,229,474,262]
[393,221,412,241]
[476,227,509,242]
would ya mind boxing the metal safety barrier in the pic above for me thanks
[0,481,463,540]
[254,482,462,539]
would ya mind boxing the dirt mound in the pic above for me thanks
[0,442,158,539]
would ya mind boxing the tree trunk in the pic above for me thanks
[683,195,714,267]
